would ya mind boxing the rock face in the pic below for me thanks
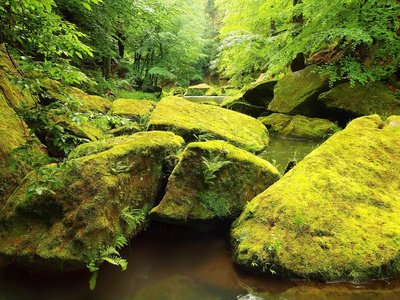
[150,141,280,228]
[268,66,330,117]
[109,98,156,120]
[221,95,267,118]
[318,81,400,118]
[148,96,270,152]
[0,131,184,270]
[259,113,340,140]
[231,115,400,282]
[0,51,40,204]
[185,84,213,96]
[242,80,277,108]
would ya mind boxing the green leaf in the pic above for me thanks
[89,271,98,291]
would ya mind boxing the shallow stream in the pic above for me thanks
[1,137,399,300]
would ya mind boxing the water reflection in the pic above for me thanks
[258,136,322,173]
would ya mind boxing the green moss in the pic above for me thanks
[109,98,156,120]
[69,87,112,114]
[318,81,400,117]
[0,131,184,270]
[259,113,341,140]
[268,66,330,116]
[185,84,213,96]
[150,140,280,227]
[148,96,270,152]
[231,114,400,282]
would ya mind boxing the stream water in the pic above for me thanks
[1,136,399,300]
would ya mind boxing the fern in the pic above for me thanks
[202,155,231,185]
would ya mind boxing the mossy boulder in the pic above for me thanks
[148,96,269,152]
[231,115,400,282]
[259,113,340,140]
[318,81,400,119]
[109,98,156,120]
[0,51,41,204]
[185,84,213,96]
[242,80,277,108]
[69,87,112,114]
[0,131,184,270]
[150,141,280,228]
[221,95,267,118]
[268,66,330,117]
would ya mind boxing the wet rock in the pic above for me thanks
[231,115,400,282]
[150,141,280,229]
[259,113,340,140]
[148,96,270,152]
[0,131,184,270]
[268,66,330,117]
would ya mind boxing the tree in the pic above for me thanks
[215,0,400,85]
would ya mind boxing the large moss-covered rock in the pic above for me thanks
[231,115,400,282]
[259,113,340,140]
[109,98,156,120]
[185,84,213,96]
[0,131,184,270]
[150,141,280,228]
[148,96,269,152]
[242,80,277,108]
[0,50,40,204]
[318,81,400,118]
[268,66,330,116]
[69,87,112,114]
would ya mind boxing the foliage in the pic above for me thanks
[202,155,231,184]
[215,0,400,85]
[87,234,128,290]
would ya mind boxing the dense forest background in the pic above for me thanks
[1,0,399,96]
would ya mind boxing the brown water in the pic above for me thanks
[1,136,400,300]
[2,225,400,300]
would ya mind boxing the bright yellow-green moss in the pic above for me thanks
[259,113,341,140]
[109,98,156,120]
[231,115,400,282]
[268,66,330,116]
[185,84,213,96]
[148,96,270,152]
[150,140,280,228]
[318,82,400,117]
[0,131,184,270]
[69,87,112,114]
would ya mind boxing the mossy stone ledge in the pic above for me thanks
[149,140,280,229]
[0,131,184,270]
[109,98,156,120]
[259,113,340,140]
[231,115,400,282]
[268,65,330,117]
[148,96,269,152]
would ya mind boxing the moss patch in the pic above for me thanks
[259,113,340,140]
[185,84,213,96]
[148,96,269,152]
[231,115,400,282]
[150,140,280,228]
[318,81,400,118]
[268,66,330,116]
[109,98,156,120]
[0,131,184,270]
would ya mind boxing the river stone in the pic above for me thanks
[259,113,340,140]
[185,84,213,96]
[0,131,184,270]
[109,98,156,121]
[242,80,277,108]
[149,141,280,228]
[268,65,330,117]
[148,96,270,152]
[318,81,400,118]
[231,114,400,282]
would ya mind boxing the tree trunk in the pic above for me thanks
[102,56,111,79]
